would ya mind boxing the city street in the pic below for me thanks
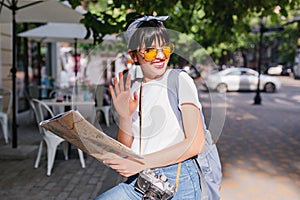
[208,76,300,200]
[0,75,299,200]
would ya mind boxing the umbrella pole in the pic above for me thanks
[74,38,78,77]
[2,0,51,148]
[11,3,17,148]
[74,38,78,97]
[23,24,30,108]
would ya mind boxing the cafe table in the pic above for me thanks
[41,99,95,107]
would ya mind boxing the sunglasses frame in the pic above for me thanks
[138,43,174,61]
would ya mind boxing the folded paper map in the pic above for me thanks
[40,110,143,161]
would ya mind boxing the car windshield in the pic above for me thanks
[226,71,241,76]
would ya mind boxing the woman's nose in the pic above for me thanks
[156,49,165,59]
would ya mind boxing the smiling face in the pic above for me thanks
[128,23,172,82]
[131,38,172,82]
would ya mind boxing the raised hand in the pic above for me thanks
[109,72,139,119]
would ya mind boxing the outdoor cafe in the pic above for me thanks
[0,0,137,178]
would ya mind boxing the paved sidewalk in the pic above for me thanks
[0,76,299,200]
[0,110,123,200]
[216,77,300,200]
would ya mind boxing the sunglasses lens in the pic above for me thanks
[163,44,174,56]
[144,48,157,60]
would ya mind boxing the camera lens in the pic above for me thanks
[142,190,161,200]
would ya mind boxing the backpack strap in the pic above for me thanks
[193,159,210,200]
[167,69,183,130]
[166,69,221,200]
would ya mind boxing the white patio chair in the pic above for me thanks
[30,98,85,176]
[94,85,111,127]
[0,87,12,144]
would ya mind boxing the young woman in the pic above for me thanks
[94,15,205,200]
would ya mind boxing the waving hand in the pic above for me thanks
[109,72,138,119]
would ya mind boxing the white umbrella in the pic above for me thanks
[0,0,86,23]
[0,0,86,148]
[18,22,93,43]
[18,22,94,77]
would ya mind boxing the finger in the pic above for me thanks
[109,85,116,102]
[113,77,120,95]
[133,91,138,102]
[119,72,125,92]
[108,164,122,171]
[120,171,135,177]
[119,172,130,177]
[125,74,131,91]
[108,164,126,173]
[104,158,123,166]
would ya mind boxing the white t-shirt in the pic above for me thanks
[130,69,202,155]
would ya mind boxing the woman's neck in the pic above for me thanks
[142,68,169,83]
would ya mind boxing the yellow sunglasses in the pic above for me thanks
[139,43,174,61]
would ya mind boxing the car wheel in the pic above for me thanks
[216,83,227,93]
[264,82,276,93]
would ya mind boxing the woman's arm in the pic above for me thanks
[117,116,134,148]
[104,103,205,177]
[143,103,205,168]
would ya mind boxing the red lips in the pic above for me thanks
[151,59,165,69]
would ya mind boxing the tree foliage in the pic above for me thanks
[66,0,300,62]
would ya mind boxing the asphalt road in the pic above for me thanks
[195,76,300,200]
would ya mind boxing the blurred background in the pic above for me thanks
[0,1,299,199]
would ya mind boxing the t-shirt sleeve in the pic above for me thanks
[178,72,202,110]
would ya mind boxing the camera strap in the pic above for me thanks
[138,82,143,155]
[139,81,182,192]
[175,162,181,192]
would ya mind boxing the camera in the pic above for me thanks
[134,169,176,200]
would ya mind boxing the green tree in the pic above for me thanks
[67,0,300,62]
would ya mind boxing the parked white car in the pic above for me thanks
[267,65,283,75]
[204,68,281,93]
